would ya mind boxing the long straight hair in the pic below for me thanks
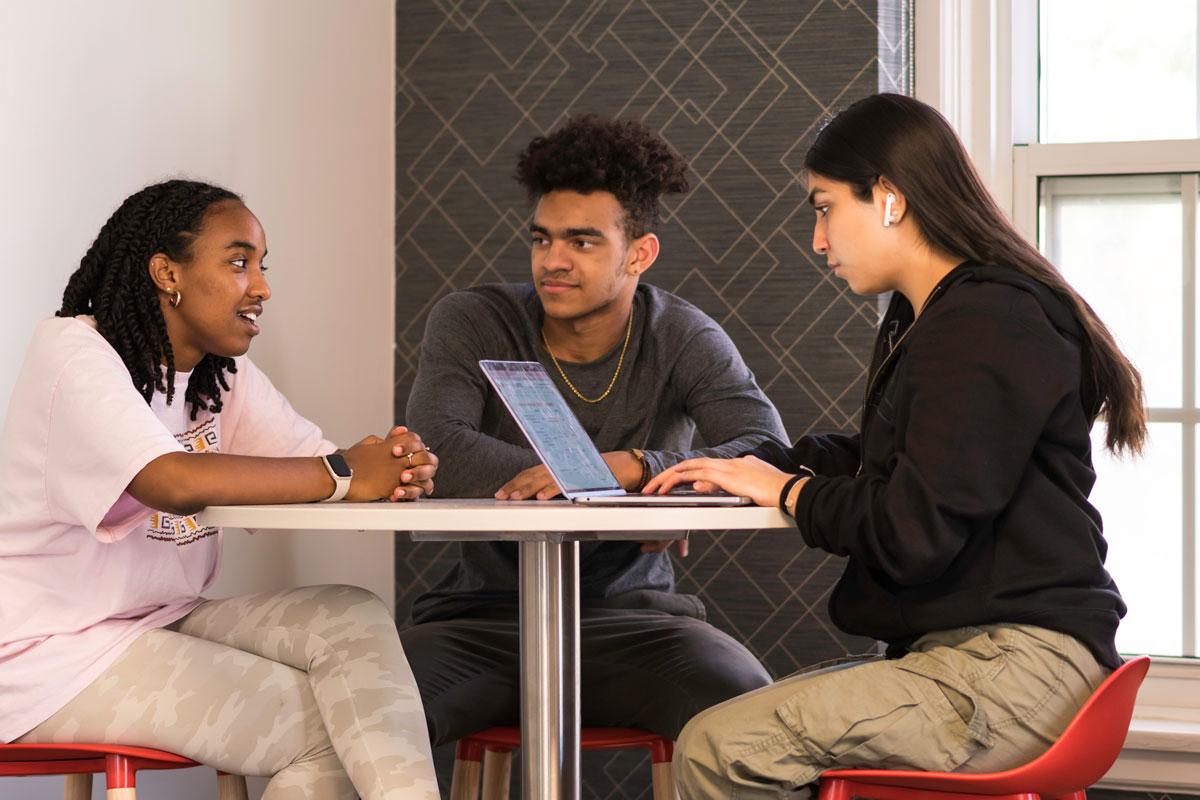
[804,93,1145,455]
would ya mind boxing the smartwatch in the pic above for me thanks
[320,453,353,502]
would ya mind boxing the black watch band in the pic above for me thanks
[778,466,816,517]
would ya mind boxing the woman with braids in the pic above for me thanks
[0,179,439,799]
[645,94,1144,799]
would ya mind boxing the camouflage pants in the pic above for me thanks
[19,585,438,800]
[672,624,1108,800]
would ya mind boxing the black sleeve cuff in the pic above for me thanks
[790,474,830,549]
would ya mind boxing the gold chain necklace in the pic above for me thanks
[541,310,634,404]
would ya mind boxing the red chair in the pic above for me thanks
[0,742,248,800]
[449,726,676,800]
[817,655,1152,800]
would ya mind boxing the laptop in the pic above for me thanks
[479,360,751,506]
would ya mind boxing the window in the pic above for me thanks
[1039,0,1198,144]
[1014,1,1200,660]
[1039,174,1194,657]
[915,0,1200,788]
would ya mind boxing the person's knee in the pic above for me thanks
[308,583,388,611]
[706,651,772,700]
[306,584,393,627]
[672,620,772,707]
[398,623,450,688]
[580,617,770,737]
[397,622,474,745]
[673,706,728,798]
[675,710,711,765]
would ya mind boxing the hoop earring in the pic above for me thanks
[169,289,182,308]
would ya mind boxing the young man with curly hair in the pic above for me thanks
[401,115,786,748]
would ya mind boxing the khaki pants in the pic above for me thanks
[673,624,1108,800]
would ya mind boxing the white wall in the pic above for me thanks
[0,2,395,797]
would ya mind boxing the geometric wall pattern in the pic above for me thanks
[394,2,913,796]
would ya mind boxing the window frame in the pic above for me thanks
[1037,170,1195,658]
[914,0,1200,789]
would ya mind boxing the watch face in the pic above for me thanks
[325,453,353,478]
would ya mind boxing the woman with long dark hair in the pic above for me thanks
[0,180,439,799]
[647,94,1145,798]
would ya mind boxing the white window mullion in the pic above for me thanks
[914,0,1027,218]
[1148,409,1200,424]
[1011,145,1037,244]
[1183,422,1195,657]
[1184,172,1198,657]
[1019,140,1200,177]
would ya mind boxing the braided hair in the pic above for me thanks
[515,114,690,239]
[58,179,242,420]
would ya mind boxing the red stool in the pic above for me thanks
[817,655,1152,800]
[0,743,248,800]
[450,726,676,800]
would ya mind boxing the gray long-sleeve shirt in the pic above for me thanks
[406,282,787,622]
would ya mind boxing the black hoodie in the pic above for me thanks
[748,262,1126,669]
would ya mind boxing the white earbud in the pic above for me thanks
[883,192,896,228]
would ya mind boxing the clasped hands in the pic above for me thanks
[344,425,438,502]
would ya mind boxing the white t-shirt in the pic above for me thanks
[0,316,336,742]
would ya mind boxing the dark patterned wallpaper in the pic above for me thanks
[394,1,910,796]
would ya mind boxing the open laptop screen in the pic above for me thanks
[479,360,623,495]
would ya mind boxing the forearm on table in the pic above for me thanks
[642,432,781,474]
[128,451,335,516]
[739,435,860,476]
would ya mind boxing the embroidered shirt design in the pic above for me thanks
[146,417,220,545]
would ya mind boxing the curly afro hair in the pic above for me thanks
[515,114,690,239]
